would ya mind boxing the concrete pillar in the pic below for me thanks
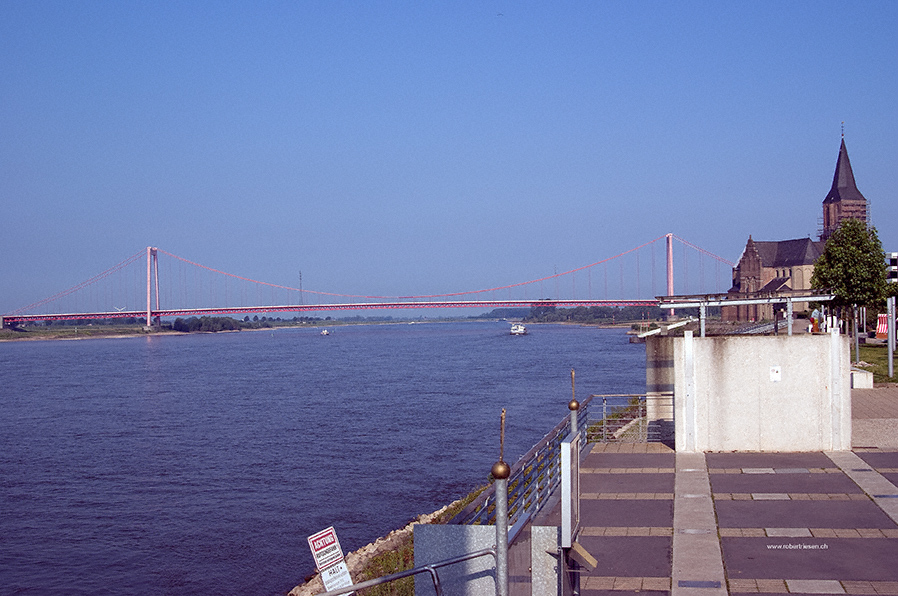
[787,299,793,336]
[683,331,696,452]
[830,323,843,450]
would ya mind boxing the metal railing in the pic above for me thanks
[585,393,673,443]
[449,397,592,542]
[315,548,497,596]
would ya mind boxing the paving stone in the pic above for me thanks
[706,453,835,469]
[678,580,721,588]
[581,590,670,596]
[581,472,675,493]
[613,577,644,590]
[756,579,790,592]
[576,535,672,577]
[855,452,898,469]
[715,500,898,529]
[581,498,674,527]
[752,493,791,500]
[710,474,864,494]
[840,580,877,594]
[785,579,845,593]
[826,452,898,526]
[581,452,677,469]
[765,528,812,537]
[643,577,673,590]
[721,538,898,581]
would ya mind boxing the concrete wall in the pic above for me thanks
[646,336,675,423]
[413,525,497,596]
[647,331,851,452]
[413,524,560,596]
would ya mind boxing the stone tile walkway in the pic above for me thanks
[569,444,898,596]
[852,387,898,449]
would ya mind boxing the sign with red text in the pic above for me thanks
[308,526,345,571]
[308,526,354,594]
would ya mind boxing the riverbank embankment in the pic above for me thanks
[289,494,477,596]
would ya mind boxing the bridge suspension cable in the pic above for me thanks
[5,235,736,322]
[158,234,733,302]
[5,249,146,316]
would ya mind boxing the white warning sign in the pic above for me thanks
[320,560,354,593]
[308,526,344,571]
[308,526,354,594]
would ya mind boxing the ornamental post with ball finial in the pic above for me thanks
[569,368,580,435]
[492,409,510,596]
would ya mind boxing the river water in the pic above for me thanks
[0,321,645,595]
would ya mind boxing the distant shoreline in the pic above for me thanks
[0,319,637,343]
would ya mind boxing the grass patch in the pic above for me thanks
[326,485,489,596]
[858,343,898,384]
[355,542,415,596]
[0,325,162,341]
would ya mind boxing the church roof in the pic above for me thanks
[751,238,825,267]
[823,138,866,205]
[760,277,792,293]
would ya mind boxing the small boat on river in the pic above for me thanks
[510,323,527,336]
[320,329,330,336]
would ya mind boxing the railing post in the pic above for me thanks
[602,397,607,442]
[492,459,510,596]
[570,368,580,436]
[889,296,895,379]
[640,397,645,441]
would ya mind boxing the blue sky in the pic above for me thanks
[2,1,897,313]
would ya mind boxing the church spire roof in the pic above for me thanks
[823,138,866,205]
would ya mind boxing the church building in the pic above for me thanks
[821,138,869,240]
[722,137,868,322]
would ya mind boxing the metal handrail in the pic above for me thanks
[315,548,497,596]
[587,393,674,443]
[449,396,593,541]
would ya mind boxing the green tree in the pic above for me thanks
[811,218,887,310]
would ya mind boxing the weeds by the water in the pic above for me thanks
[343,485,488,596]
[355,545,415,596]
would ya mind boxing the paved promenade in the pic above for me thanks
[532,387,898,596]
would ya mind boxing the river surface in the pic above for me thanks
[0,321,645,595]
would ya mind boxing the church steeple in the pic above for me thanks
[821,137,868,241]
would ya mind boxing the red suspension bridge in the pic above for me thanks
[2,234,734,327]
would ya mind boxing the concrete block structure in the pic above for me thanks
[646,331,851,452]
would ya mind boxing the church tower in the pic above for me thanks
[821,136,868,241]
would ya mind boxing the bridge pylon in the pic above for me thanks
[666,233,674,317]
[146,247,159,327]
